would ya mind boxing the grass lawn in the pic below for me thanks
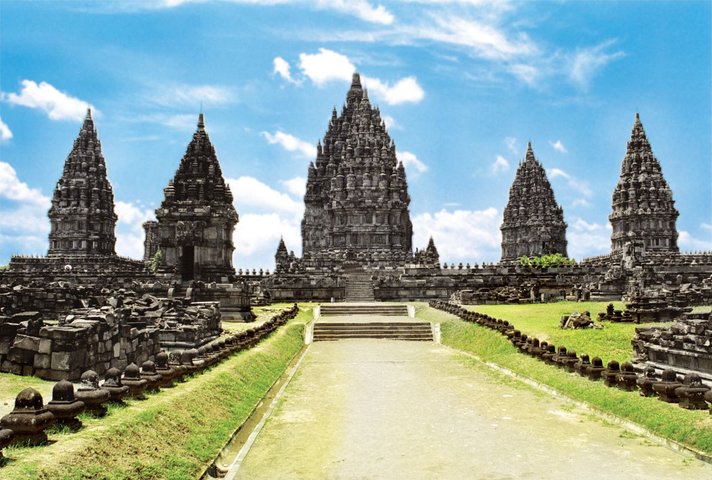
[466,301,673,362]
[1,305,312,480]
[416,303,712,457]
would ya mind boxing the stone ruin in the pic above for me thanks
[0,285,221,380]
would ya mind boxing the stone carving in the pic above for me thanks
[102,367,130,403]
[46,380,85,429]
[0,387,55,446]
[500,143,567,262]
[122,363,148,400]
[48,109,118,257]
[609,113,679,255]
[74,370,110,417]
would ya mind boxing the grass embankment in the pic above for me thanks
[417,303,712,456]
[469,301,671,362]
[2,306,312,480]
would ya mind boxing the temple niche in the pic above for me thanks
[500,143,568,262]
[150,114,239,282]
[609,113,679,255]
[48,109,118,257]
[300,73,413,269]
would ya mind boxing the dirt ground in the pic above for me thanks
[234,340,712,480]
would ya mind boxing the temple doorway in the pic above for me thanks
[182,245,195,281]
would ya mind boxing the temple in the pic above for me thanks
[609,113,679,255]
[48,109,118,257]
[300,73,413,269]
[500,143,567,262]
[150,113,239,282]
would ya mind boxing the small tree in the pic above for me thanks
[149,249,163,273]
[519,253,575,268]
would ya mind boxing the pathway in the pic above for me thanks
[233,340,712,479]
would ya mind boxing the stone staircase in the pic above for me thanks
[312,322,433,342]
[343,273,375,302]
[320,303,408,316]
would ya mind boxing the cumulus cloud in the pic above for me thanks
[114,201,155,259]
[549,140,567,153]
[569,40,625,90]
[4,80,96,121]
[567,218,611,260]
[397,151,428,176]
[227,176,304,268]
[0,161,51,207]
[0,117,12,142]
[280,176,307,197]
[290,48,425,105]
[412,207,501,262]
[316,0,393,25]
[381,114,397,130]
[679,230,712,252]
[273,56,297,83]
[490,155,510,174]
[262,130,317,158]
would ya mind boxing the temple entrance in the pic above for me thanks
[181,245,195,281]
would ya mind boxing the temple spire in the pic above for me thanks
[197,112,205,131]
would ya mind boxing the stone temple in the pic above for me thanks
[609,113,679,255]
[48,110,118,258]
[500,143,567,262]
[148,114,239,282]
[300,73,413,270]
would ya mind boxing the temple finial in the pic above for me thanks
[86,108,92,120]
[198,112,205,131]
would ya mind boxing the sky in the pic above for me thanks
[0,0,710,270]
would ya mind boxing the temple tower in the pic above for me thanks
[301,73,413,269]
[609,114,679,255]
[153,114,238,282]
[500,143,567,262]
[48,109,118,257]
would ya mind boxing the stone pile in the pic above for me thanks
[560,311,601,329]
[429,300,712,414]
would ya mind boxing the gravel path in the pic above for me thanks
[235,340,712,479]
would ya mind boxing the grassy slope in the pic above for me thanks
[2,306,311,480]
[417,304,712,455]
[468,301,674,362]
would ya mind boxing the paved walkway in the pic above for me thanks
[234,340,712,479]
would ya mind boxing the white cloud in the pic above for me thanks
[567,218,611,260]
[138,113,198,131]
[508,63,539,86]
[549,139,567,153]
[317,0,394,25]
[114,201,155,259]
[504,136,517,155]
[679,230,712,252]
[569,40,625,89]
[280,176,307,198]
[4,80,96,121]
[262,130,317,158]
[0,117,12,142]
[571,198,591,208]
[398,151,428,176]
[227,176,303,215]
[298,48,356,86]
[293,49,425,105]
[412,207,501,262]
[413,14,537,60]
[148,83,235,108]
[381,114,397,130]
[490,155,510,174]
[548,167,593,198]
[273,56,297,83]
[362,75,425,105]
[0,161,51,207]
[227,176,304,268]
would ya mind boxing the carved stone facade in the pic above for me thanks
[610,113,679,255]
[300,73,413,269]
[152,114,238,282]
[48,110,118,257]
[500,143,567,262]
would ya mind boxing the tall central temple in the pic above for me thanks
[300,73,413,269]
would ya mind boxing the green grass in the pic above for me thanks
[465,301,674,362]
[1,306,312,480]
[418,304,712,456]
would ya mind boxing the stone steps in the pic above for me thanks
[344,274,375,302]
[312,322,433,342]
[320,304,408,316]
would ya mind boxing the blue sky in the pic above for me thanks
[0,0,710,269]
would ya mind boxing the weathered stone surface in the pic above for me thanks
[500,143,567,262]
